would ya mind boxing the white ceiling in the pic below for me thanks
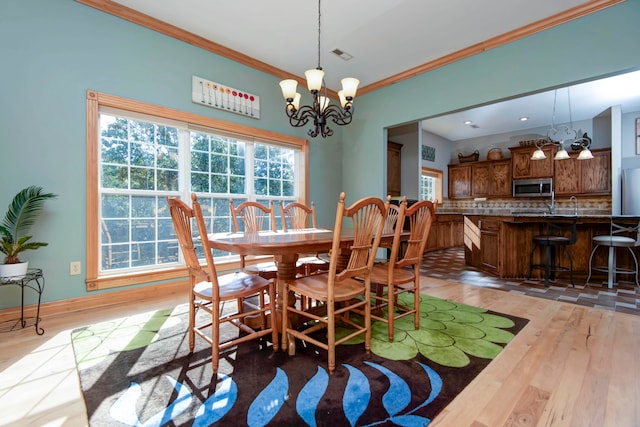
[422,69,640,141]
[110,0,640,140]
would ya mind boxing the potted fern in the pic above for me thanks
[0,186,57,278]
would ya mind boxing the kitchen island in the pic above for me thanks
[462,212,639,282]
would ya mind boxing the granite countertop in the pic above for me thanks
[436,209,636,219]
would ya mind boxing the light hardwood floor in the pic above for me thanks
[0,277,638,426]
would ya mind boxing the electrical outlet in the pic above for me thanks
[70,261,81,276]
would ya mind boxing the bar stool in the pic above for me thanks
[586,221,640,288]
[529,219,577,287]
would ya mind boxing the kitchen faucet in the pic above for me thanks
[546,191,555,215]
[570,195,578,215]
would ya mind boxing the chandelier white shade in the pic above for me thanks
[279,0,359,138]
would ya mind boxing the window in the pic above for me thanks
[420,167,443,203]
[86,91,308,290]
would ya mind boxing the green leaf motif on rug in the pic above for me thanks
[71,308,179,370]
[337,294,516,367]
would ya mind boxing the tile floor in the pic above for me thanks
[421,247,640,315]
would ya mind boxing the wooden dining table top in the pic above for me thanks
[207,228,350,256]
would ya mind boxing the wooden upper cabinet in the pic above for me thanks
[510,145,554,179]
[553,148,611,195]
[448,147,610,200]
[553,156,580,195]
[471,159,511,197]
[450,159,512,199]
[491,160,512,196]
[471,163,491,196]
[581,149,611,194]
[448,164,472,199]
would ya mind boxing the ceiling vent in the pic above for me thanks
[331,49,354,61]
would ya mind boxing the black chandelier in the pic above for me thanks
[278,0,359,138]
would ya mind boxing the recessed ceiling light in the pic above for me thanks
[519,117,529,121]
[464,120,473,125]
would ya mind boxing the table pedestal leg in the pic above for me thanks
[273,254,299,353]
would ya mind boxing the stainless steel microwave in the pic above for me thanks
[513,178,553,197]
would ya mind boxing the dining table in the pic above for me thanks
[207,227,401,352]
[207,228,352,302]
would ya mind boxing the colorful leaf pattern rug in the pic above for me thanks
[71,294,528,426]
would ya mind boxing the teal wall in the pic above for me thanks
[1,0,639,307]
[344,0,640,200]
[0,0,342,307]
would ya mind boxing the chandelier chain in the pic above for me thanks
[277,0,359,138]
[567,87,574,129]
[552,89,558,128]
[317,0,322,69]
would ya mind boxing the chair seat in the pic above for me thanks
[370,263,415,285]
[532,235,571,245]
[289,273,367,302]
[298,255,329,266]
[243,260,278,279]
[592,235,636,247]
[297,255,329,275]
[193,271,271,300]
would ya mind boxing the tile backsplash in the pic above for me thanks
[440,196,611,215]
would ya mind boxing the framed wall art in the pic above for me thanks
[192,75,260,119]
[422,145,436,162]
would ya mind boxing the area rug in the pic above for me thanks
[71,294,528,426]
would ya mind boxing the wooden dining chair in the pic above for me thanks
[279,201,329,276]
[229,199,279,280]
[168,195,278,373]
[370,197,436,342]
[281,193,387,374]
[378,196,402,258]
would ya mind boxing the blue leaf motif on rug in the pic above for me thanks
[296,366,329,427]
[364,361,411,416]
[193,374,237,426]
[107,362,441,426]
[247,367,288,426]
[110,375,192,427]
[343,364,371,426]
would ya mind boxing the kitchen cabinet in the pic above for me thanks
[479,218,500,274]
[471,160,512,197]
[581,149,610,194]
[510,145,554,179]
[448,164,471,199]
[387,141,402,197]
[471,163,490,196]
[463,214,637,279]
[553,155,580,194]
[449,159,511,199]
[463,216,501,275]
[489,160,512,196]
[553,148,611,195]
[425,214,463,252]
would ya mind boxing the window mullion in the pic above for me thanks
[178,129,191,200]
[245,141,255,201]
